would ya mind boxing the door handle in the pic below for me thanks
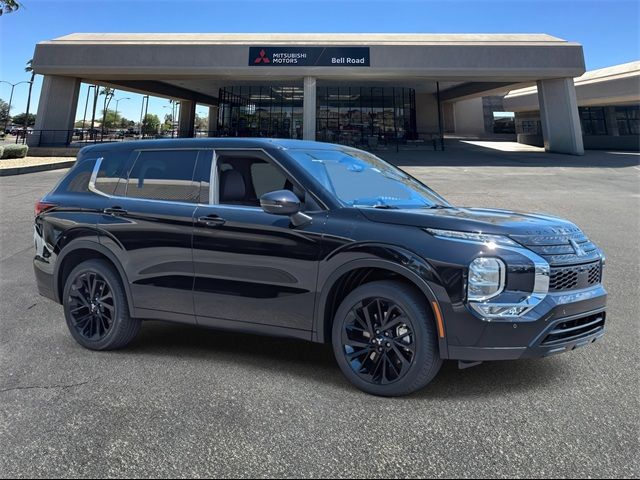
[104,206,127,216]
[197,215,226,227]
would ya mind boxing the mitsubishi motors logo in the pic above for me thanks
[569,238,587,256]
[254,49,270,64]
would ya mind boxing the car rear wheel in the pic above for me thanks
[63,259,140,350]
[332,280,443,397]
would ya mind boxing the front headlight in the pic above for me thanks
[425,228,520,249]
[468,257,505,301]
[424,227,550,319]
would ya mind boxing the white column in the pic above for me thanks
[29,75,81,147]
[208,105,218,136]
[303,77,316,141]
[537,78,584,155]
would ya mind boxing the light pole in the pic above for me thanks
[139,95,149,138]
[81,85,96,136]
[113,97,130,133]
[0,80,32,133]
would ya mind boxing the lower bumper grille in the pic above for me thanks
[541,312,606,346]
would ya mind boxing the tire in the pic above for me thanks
[62,259,140,351]
[332,280,443,397]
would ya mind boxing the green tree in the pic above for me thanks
[0,99,9,125]
[10,112,36,127]
[99,87,115,132]
[141,113,160,135]
[195,114,208,131]
[0,0,20,15]
[101,109,122,129]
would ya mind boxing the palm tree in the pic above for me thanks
[0,1,20,15]
[99,87,115,135]
[23,59,35,136]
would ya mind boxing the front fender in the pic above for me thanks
[313,243,450,358]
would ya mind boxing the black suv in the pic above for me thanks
[34,139,607,396]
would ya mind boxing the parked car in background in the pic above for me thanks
[33,139,607,396]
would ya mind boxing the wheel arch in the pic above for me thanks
[54,239,135,315]
[314,252,448,357]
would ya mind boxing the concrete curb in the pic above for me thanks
[0,161,75,176]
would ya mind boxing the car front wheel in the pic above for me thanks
[332,280,443,397]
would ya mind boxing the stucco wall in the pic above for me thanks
[453,97,486,135]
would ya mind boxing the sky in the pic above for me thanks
[0,0,638,124]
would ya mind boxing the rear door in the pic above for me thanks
[96,148,213,323]
[192,149,326,334]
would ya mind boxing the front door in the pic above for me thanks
[192,149,325,334]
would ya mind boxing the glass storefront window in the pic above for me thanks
[217,86,304,139]
[579,107,607,135]
[615,106,639,136]
[217,85,417,145]
[316,86,416,147]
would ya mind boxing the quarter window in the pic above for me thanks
[125,150,200,203]
[94,151,129,195]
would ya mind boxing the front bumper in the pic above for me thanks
[446,285,607,361]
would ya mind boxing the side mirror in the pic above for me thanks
[260,189,301,215]
[260,190,312,227]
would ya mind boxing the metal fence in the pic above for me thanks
[14,129,445,152]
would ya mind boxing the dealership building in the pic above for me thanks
[31,33,591,154]
[504,61,639,151]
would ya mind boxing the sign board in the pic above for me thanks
[249,47,370,67]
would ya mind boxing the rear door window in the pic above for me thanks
[124,150,200,203]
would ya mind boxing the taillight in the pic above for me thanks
[35,200,57,216]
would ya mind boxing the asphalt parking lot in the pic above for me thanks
[1,143,639,478]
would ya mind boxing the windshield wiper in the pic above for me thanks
[372,204,399,209]
[424,204,455,209]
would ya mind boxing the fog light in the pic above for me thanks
[468,257,505,302]
[471,304,529,318]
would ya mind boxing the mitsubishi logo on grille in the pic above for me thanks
[569,238,587,256]
[254,49,270,64]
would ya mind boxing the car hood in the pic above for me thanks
[357,206,583,237]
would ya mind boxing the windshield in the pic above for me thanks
[287,148,451,209]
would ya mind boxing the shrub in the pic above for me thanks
[1,144,28,159]
[0,146,4,158]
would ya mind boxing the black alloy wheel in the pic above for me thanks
[332,280,442,397]
[63,259,140,351]
[67,271,115,341]
[342,297,415,385]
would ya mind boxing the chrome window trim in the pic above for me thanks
[88,154,211,208]
[209,150,218,205]
[88,157,109,198]
[88,146,329,211]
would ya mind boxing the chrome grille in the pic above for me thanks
[510,231,601,266]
